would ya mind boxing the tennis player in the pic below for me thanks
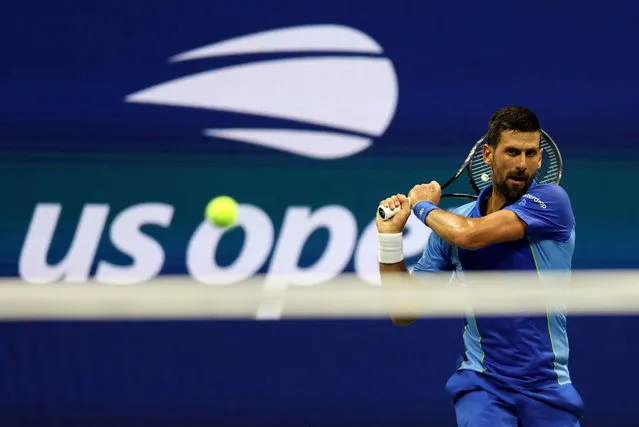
[376,106,584,426]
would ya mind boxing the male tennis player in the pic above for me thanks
[376,106,584,426]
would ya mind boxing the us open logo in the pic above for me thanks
[125,25,399,159]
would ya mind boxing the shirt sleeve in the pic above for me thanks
[505,184,575,242]
[411,231,453,275]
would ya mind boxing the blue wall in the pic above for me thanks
[1,1,638,426]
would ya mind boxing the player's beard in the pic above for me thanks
[493,171,534,203]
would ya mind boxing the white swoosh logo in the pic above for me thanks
[126,57,396,136]
[169,24,383,61]
[206,128,371,159]
[125,25,398,159]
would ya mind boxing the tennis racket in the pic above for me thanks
[378,129,563,220]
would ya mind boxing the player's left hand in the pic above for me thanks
[408,181,441,206]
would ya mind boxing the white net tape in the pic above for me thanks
[0,270,636,320]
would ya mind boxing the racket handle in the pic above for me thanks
[377,197,411,221]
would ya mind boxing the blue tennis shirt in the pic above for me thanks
[412,180,577,390]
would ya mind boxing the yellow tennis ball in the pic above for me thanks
[205,195,239,228]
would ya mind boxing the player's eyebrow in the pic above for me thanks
[503,145,539,152]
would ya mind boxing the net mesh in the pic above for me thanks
[0,270,636,319]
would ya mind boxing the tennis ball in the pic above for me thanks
[205,195,239,228]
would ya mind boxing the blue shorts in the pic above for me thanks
[445,370,585,427]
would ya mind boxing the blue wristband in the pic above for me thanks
[412,200,439,224]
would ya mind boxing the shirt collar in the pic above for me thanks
[474,179,537,215]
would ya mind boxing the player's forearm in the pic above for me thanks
[422,207,526,250]
[379,262,419,326]
[424,209,481,250]
[379,259,409,274]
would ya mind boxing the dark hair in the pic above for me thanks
[487,106,541,147]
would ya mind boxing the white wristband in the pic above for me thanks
[377,233,404,264]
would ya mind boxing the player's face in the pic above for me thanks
[483,130,542,202]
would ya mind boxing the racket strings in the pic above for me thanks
[538,138,561,183]
[469,149,492,191]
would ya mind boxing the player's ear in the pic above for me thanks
[483,144,493,167]
[538,147,543,169]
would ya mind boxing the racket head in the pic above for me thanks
[439,136,486,191]
[465,129,563,195]
[438,136,486,200]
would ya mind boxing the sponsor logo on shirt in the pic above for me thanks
[521,193,547,209]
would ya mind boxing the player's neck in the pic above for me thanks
[486,192,507,215]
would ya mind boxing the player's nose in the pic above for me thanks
[515,153,528,171]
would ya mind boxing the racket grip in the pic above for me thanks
[377,197,411,221]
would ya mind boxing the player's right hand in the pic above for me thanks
[376,193,411,234]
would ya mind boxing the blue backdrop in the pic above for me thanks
[1,1,638,426]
